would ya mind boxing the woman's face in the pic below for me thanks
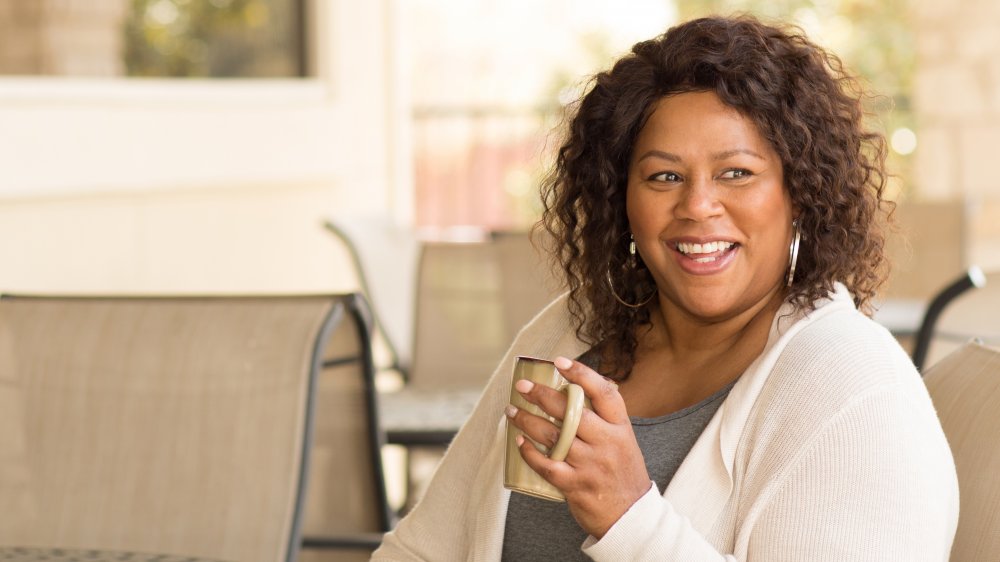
[626,90,795,322]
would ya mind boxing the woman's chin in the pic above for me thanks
[663,285,774,324]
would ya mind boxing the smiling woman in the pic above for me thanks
[373,15,958,561]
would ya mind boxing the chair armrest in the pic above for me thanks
[301,532,385,550]
[912,266,987,371]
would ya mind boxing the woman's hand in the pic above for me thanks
[506,356,652,538]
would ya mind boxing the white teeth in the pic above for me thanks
[676,241,734,255]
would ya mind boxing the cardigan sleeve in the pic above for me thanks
[583,388,957,561]
[582,483,737,561]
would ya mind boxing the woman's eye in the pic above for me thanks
[720,169,752,180]
[648,171,682,182]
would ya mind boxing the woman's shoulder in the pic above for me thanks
[746,285,923,423]
[772,284,914,388]
[787,303,914,386]
[753,296,928,432]
[505,290,587,361]
[737,298,940,473]
[509,291,573,341]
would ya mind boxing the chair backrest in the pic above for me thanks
[324,216,420,374]
[917,269,1000,369]
[409,241,508,389]
[884,199,968,301]
[923,342,1000,560]
[490,230,564,344]
[0,293,388,561]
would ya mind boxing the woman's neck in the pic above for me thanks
[619,286,786,417]
[651,285,786,359]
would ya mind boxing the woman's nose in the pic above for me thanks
[674,177,724,222]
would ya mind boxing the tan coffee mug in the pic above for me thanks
[504,356,590,502]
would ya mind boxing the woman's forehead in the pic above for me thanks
[632,92,775,158]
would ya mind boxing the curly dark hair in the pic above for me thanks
[539,14,891,378]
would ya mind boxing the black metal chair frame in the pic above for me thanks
[911,266,987,372]
[299,292,393,552]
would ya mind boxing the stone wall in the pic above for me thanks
[913,0,1000,270]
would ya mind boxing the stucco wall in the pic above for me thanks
[0,0,410,294]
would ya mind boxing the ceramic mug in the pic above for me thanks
[504,356,590,502]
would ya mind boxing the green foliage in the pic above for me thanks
[123,0,300,77]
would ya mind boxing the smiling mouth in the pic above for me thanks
[675,241,737,263]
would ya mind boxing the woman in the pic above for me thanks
[373,15,958,560]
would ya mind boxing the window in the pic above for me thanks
[124,0,306,77]
[0,0,306,78]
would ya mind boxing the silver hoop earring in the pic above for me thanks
[786,220,801,288]
[607,234,654,308]
[606,270,655,308]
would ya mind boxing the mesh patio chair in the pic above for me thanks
[878,200,969,351]
[923,342,1000,560]
[0,293,390,562]
[372,240,509,511]
[910,267,986,371]
[377,240,509,444]
[300,293,393,560]
[408,240,508,390]
[884,199,968,303]
[911,268,998,371]
[490,229,564,343]
[323,217,420,380]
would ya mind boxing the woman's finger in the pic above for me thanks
[505,404,562,450]
[553,356,629,424]
[517,433,575,487]
[513,376,568,421]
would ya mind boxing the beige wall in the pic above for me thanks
[0,0,410,294]
[0,184,361,294]
[913,0,1000,270]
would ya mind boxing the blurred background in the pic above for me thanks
[0,0,996,298]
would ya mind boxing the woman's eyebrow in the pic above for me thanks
[712,148,765,160]
[635,150,681,163]
[635,148,766,163]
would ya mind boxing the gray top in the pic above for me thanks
[501,356,734,561]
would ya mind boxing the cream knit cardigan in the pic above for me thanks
[372,285,959,561]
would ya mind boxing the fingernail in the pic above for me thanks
[516,435,525,446]
[515,379,534,393]
[554,356,572,370]
[505,404,518,418]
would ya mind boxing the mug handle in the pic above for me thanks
[548,383,585,462]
